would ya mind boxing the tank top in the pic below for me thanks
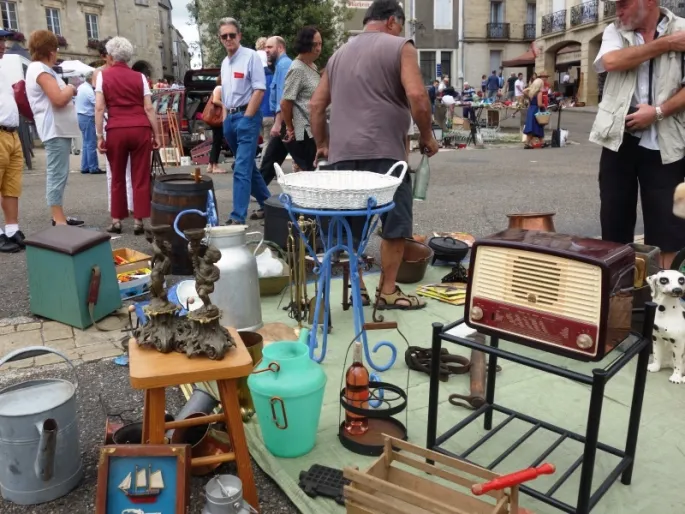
[326,31,411,164]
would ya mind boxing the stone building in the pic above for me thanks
[534,0,685,107]
[0,0,191,81]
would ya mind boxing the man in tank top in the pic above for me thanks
[310,0,438,310]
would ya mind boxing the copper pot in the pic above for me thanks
[237,331,264,421]
[506,212,556,232]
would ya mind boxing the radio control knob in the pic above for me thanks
[471,306,484,321]
[576,334,593,349]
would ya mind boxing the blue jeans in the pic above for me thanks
[223,111,271,223]
[44,137,71,206]
[77,114,98,172]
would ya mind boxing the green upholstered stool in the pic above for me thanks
[24,226,122,329]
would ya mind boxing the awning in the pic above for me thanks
[502,50,536,68]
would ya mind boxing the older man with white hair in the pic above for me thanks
[591,0,685,268]
[95,36,161,235]
[75,71,102,174]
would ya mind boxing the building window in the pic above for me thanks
[489,50,502,73]
[135,0,149,6]
[440,51,452,81]
[434,0,453,31]
[490,1,504,23]
[527,3,537,24]
[46,8,61,36]
[419,51,436,85]
[1,1,18,31]
[85,13,99,40]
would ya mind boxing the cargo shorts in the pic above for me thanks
[0,130,23,198]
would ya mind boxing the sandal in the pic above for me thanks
[249,209,265,220]
[350,287,371,307]
[133,222,145,236]
[377,286,426,311]
[106,221,122,234]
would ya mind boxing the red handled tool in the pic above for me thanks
[471,463,556,496]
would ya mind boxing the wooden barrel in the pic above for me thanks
[151,174,216,275]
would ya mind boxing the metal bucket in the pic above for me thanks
[0,346,83,505]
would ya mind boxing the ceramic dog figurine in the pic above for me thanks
[647,270,685,384]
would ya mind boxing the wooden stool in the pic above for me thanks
[128,328,259,511]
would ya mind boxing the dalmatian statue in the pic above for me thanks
[646,270,685,384]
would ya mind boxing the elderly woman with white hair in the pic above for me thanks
[95,37,160,234]
[93,37,135,223]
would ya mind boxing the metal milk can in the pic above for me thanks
[202,475,257,514]
[206,225,264,331]
[0,346,83,505]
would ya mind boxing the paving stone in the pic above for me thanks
[16,322,41,332]
[0,330,43,356]
[80,345,124,362]
[42,338,77,352]
[42,321,74,341]
[73,324,125,348]
[4,357,35,370]
[34,350,81,367]
[0,316,37,327]
[0,325,15,335]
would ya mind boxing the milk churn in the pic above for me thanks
[0,346,83,505]
[206,225,264,331]
[247,329,327,458]
[202,475,258,514]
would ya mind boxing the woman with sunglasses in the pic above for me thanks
[281,27,322,171]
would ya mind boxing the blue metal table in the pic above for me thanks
[279,194,398,372]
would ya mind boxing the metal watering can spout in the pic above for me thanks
[34,419,58,481]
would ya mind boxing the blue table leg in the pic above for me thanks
[282,198,399,371]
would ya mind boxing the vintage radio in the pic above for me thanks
[465,229,635,361]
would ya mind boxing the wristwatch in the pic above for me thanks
[656,106,665,121]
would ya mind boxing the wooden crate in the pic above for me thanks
[344,437,545,514]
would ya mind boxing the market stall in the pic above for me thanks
[1,165,682,514]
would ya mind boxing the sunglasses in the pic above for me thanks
[220,33,238,40]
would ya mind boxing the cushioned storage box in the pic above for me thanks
[24,226,122,329]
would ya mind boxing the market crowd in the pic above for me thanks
[1,0,684,275]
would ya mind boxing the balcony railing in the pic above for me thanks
[571,0,598,27]
[661,0,685,17]
[604,0,616,17]
[542,10,566,35]
[486,22,510,40]
[524,23,536,40]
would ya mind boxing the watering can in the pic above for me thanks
[0,347,83,505]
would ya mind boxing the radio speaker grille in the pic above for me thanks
[471,247,602,325]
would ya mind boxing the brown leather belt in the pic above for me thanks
[0,126,17,133]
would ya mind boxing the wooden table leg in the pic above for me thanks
[218,379,259,512]
[144,387,167,444]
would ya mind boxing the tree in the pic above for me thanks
[187,0,351,68]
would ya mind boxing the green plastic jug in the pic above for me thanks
[247,329,327,458]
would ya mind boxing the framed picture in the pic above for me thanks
[96,444,191,514]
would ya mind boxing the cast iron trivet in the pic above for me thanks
[298,464,349,505]
[441,262,468,283]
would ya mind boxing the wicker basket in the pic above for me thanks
[274,161,408,210]
[535,111,551,126]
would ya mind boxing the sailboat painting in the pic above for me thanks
[118,465,164,504]
[101,450,187,514]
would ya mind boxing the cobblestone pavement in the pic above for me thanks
[0,315,126,369]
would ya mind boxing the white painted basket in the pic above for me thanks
[274,161,408,210]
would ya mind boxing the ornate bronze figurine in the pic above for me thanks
[137,225,179,353]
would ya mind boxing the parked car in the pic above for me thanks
[152,69,263,162]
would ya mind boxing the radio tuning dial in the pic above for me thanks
[576,334,593,349]
[471,306,484,321]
